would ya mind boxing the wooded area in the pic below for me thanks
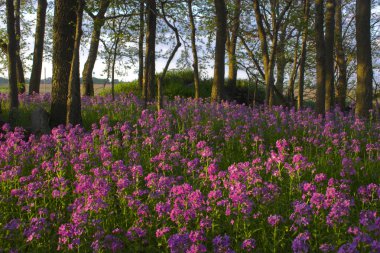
[0,0,379,126]
[0,1,380,252]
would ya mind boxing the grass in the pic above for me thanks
[100,69,267,104]
[99,69,213,99]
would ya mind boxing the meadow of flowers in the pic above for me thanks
[0,94,379,252]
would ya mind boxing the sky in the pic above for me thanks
[3,3,379,84]
[25,38,243,83]
[21,36,200,82]
[0,13,218,82]
[0,2,249,83]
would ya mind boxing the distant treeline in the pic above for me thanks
[0,77,120,85]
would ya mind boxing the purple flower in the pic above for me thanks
[23,217,47,242]
[189,230,206,243]
[168,233,191,253]
[201,147,213,158]
[268,214,282,227]
[276,139,288,153]
[126,227,147,241]
[357,184,379,203]
[99,145,112,161]
[359,210,380,234]
[155,201,171,217]
[58,223,84,250]
[4,219,21,230]
[241,238,256,251]
[290,201,312,230]
[292,231,310,253]
[104,234,124,251]
[319,243,335,252]
[200,217,212,230]
[371,240,380,252]
[196,141,207,149]
[337,243,358,253]
[156,227,171,238]
[326,199,352,226]
[314,173,327,183]
[187,244,207,253]
[213,235,234,253]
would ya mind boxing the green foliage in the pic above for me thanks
[100,69,213,99]
[99,80,141,96]
[100,69,267,103]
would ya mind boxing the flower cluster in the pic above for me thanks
[0,94,379,252]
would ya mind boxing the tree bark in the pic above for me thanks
[227,0,241,88]
[67,0,84,125]
[50,0,76,127]
[335,0,347,110]
[82,0,111,96]
[111,37,118,102]
[297,0,310,110]
[288,33,300,107]
[324,0,335,112]
[252,0,271,106]
[6,0,19,113]
[14,0,25,94]
[143,0,156,106]
[355,0,373,118]
[29,0,47,94]
[276,24,287,97]
[211,0,227,102]
[110,15,120,102]
[138,0,145,91]
[188,0,200,99]
[315,0,326,115]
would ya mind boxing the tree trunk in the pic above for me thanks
[188,0,200,99]
[50,0,76,127]
[276,25,287,97]
[227,0,241,88]
[252,0,271,106]
[138,0,145,91]
[211,0,227,102]
[67,0,84,125]
[29,0,47,94]
[335,0,347,110]
[315,0,326,115]
[14,0,25,94]
[82,0,111,96]
[6,0,19,115]
[268,38,277,107]
[276,52,286,99]
[111,36,119,102]
[324,0,335,113]
[297,0,310,110]
[355,0,373,118]
[288,33,300,107]
[143,0,156,106]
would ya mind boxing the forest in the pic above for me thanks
[0,0,379,252]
